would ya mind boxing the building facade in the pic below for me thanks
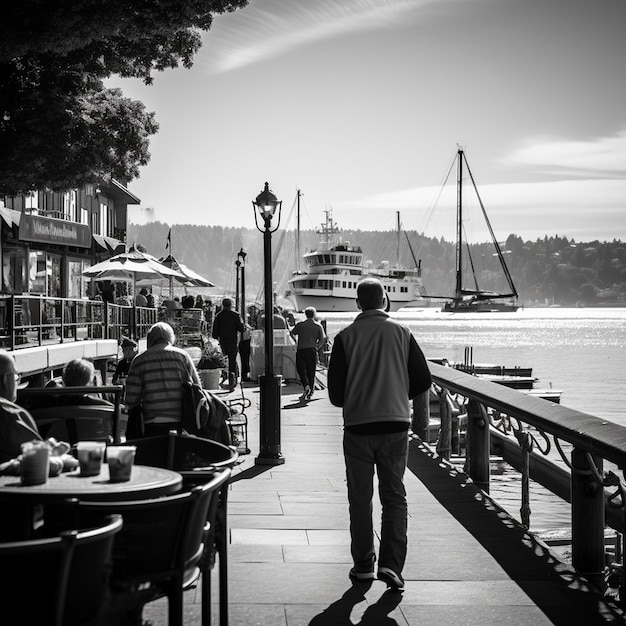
[0,179,139,300]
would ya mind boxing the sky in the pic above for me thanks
[110,0,626,243]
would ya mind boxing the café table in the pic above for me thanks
[0,464,182,502]
[0,465,183,539]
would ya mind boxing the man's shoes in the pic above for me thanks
[306,387,314,400]
[299,386,310,401]
[349,566,375,583]
[377,567,404,591]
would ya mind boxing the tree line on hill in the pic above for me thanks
[129,222,626,308]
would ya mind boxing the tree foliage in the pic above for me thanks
[0,0,248,194]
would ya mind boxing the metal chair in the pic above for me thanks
[127,432,238,625]
[77,469,231,626]
[0,514,123,626]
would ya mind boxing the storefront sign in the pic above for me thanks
[19,214,91,248]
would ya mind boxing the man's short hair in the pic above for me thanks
[63,358,95,387]
[357,279,385,311]
[304,307,316,319]
[147,322,175,348]
[222,298,232,309]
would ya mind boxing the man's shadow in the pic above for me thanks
[308,584,402,626]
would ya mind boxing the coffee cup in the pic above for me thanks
[20,441,50,486]
[76,441,106,477]
[106,445,136,482]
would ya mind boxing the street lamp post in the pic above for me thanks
[235,257,241,313]
[238,248,247,324]
[253,182,285,466]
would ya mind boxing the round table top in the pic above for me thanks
[0,464,182,502]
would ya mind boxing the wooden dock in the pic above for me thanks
[142,376,624,625]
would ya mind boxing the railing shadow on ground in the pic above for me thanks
[408,435,625,624]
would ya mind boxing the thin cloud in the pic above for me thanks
[503,129,626,178]
[206,0,446,73]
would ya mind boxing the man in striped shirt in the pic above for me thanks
[125,322,201,437]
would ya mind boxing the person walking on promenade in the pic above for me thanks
[291,306,326,401]
[125,322,201,437]
[327,278,432,591]
[212,297,244,389]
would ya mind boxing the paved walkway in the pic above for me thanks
[144,377,624,625]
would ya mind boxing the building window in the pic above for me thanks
[2,248,26,293]
[99,202,108,236]
[68,259,90,299]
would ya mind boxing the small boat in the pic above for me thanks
[285,199,426,312]
[429,148,520,313]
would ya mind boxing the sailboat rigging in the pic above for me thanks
[428,148,519,313]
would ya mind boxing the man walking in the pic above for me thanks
[290,306,325,401]
[328,278,432,591]
[212,297,245,389]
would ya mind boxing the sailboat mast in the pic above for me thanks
[396,211,400,267]
[455,148,463,298]
[295,189,301,274]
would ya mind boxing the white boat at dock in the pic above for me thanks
[285,206,426,313]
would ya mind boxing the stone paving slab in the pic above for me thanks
[142,378,625,626]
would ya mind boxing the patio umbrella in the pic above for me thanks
[83,249,187,297]
[159,254,215,288]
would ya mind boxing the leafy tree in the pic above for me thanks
[0,0,248,195]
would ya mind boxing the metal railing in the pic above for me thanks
[0,295,159,349]
[417,361,626,602]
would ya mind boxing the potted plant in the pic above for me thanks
[197,338,227,390]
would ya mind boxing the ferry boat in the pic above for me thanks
[285,207,426,312]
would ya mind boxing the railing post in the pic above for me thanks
[466,398,490,493]
[436,388,452,460]
[571,448,605,589]
[412,389,430,442]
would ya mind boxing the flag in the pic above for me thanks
[166,228,171,250]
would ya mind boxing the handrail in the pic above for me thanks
[429,362,626,469]
[425,361,626,598]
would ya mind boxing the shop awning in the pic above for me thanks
[93,234,125,254]
[0,207,22,228]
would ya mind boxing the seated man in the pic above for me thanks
[0,350,42,463]
[61,358,112,407]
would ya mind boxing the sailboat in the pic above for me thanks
[285,193,425,312]
[437,148,519,313]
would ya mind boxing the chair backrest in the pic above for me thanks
[30,404,117,444]
[0,534,73,626]
[77,478,223,584]
[128,431,238,472]
[64,514,124,626]
[0,514,123,626]
[20,385,124,443]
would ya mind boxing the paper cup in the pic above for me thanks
[106,445,136,482]
[76,441,106,477]
[20,441,50,486]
